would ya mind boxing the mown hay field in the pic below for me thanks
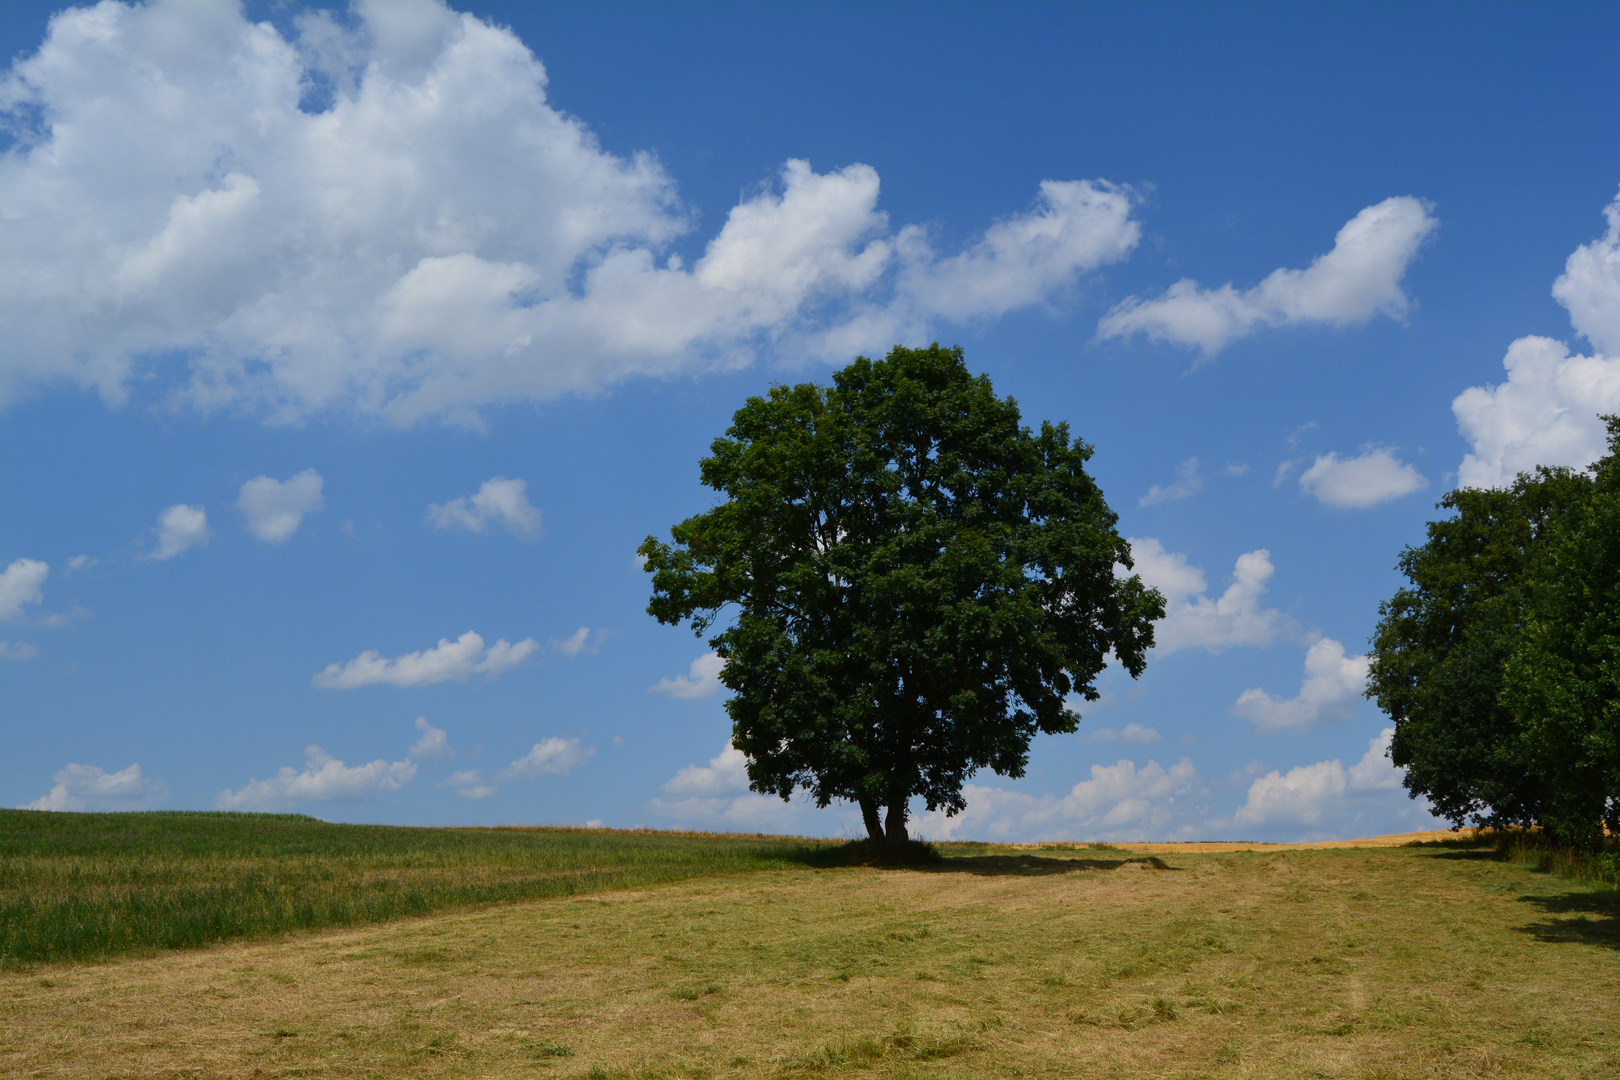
[2,814,1617,1079]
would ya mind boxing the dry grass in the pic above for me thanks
[3,839,1617,1079]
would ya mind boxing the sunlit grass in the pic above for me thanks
[0,809,831,966]
[4,835,1616,1079]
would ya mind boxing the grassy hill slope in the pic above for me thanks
[0,810,825,966]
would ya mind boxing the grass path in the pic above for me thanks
[4,840,1616,1079]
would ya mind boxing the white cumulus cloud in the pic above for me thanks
[1345,726,1406,792]
[1127,539,1284,655]
[427,477,541,538]
[438,736,591,798]
[1453,189,1620,489]
[1099,196,1437,355]
[663,743,753,797]
[647,743,818,833]
[409,717,453,760]
[495,737,591,782]
[1454,337,1620,489]
[0,1,1139,424]
[1231,636,1370,732]
[217,745,416,809]
[1230,728,1434,837]
[0,557,48,621]
[913,758,1202,843]
[895,178,1141,320]
[1297,447,1427,508]
[0,640,40,660]
[149,504,208,560]
[22,762,169,811]
[312,630,539,688]
[1552,185,1620,357]
[651,651,726,699]
[237,468,324,542]
[1232,759,1346,828]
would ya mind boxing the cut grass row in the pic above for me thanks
[0,809,833,967]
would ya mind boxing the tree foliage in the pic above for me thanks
[1367,417,1620,848]
[641,345,1163,844]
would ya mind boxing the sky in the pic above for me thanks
[3,0,1619,842]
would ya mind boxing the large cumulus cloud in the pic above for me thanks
[0,0,1139,425]
[1453,187,1620,488]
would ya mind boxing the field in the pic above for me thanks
[2,813,1617,1079]
[0,811,821,967]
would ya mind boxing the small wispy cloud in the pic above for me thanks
[549,627,607,659]
[1139,457,1249,506]
[1080,722,1162,744]
[313,631,539,689]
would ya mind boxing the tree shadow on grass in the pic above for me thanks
[795,841,1176,876]
[1407,836,1499,859]
[922,854,1176,876]
[1512,890,1620,951]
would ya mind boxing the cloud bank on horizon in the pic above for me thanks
[0,0,1140,426]
[22,762,169,812]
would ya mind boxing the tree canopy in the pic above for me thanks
[1367,416,1620,849]
[640,344,1164,845]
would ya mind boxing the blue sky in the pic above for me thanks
[3,0,1618,841]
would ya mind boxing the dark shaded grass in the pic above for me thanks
[1491,829,1620,889]
[0,810,832,967]
[1405,828,1618,889]
[798,839,945,868]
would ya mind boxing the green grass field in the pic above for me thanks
[0,809,827,967]
[3,811,1617,1078]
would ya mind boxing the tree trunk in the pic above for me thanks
[858,797,884,844]
[884,797,910,846]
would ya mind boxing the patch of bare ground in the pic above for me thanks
[3,840,1616,1079]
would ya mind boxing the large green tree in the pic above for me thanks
[640,344,1163,845]
[1366,416,1620,848]
[1499,418,1620,848]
